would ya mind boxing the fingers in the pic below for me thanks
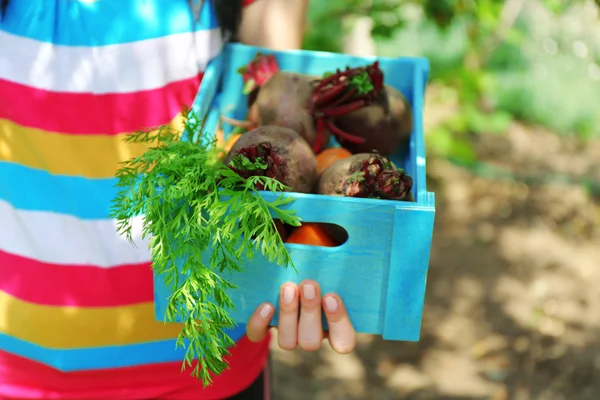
[323,293,357,354]
[247,282,356,356]
[277,282,299,350]
[246,302,274,343]
[298,280,323,351]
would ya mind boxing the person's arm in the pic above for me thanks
[238,0,309,50]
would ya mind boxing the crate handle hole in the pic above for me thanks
[274,220,348,247]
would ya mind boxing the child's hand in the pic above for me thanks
[245,280,357,354]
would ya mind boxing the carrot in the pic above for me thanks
[286,223,338,247]
[316,147,352,176]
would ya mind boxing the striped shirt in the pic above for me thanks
[0,0,270,398]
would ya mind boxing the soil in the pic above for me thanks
[268,86,600,400]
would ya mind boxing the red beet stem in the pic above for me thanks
[311,61,384,147]
[312,118,328,153]
[313,84,346,107]
[366,61,384,94]
[325,120,367,144]
[313,70,343,92]
[327,87,358,108]
[318,100,367,118]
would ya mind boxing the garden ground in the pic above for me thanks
[270,86,600,400]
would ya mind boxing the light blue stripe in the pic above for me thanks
[0,0,219,46]
[0,324,246,371]
[0,162,116,219]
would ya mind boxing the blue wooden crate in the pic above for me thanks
[154,43,436,341]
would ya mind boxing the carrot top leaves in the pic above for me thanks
[109,106,300,386]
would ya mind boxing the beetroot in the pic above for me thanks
[309,63,384,154]
[239,54,412,156]
[332,85,413,155]
[317,152,413,201]
[310,65,413,156]
[224,125,317,193]
[239,54,323,147]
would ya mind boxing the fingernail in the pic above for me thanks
[259,304,273,318]
[303,283,316,300]
[282,285,295,304]
[325,296,338,312]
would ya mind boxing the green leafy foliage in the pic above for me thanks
[349,71,375,94]
[302,0,406,52]
[228,154,269,171]
[321,69,376,95]
[109,107,301,385]
[305,0,600,166]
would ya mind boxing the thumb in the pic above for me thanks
[246,302,275,342]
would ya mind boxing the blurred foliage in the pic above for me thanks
[303,0,600,164]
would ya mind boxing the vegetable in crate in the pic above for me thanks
[109,107,301,385]
[317,152,414,201]
[239,54,320,147]
[315,147,353,176]
[313,65,413,156]
[224,125,318,193]
[239,53,413,155]
[331,84,413,155]
[287,223,339,247]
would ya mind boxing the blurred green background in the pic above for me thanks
[272,3,600,399]
[301,0,600,190]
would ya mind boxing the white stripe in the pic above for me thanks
[0,199,150,267]
[0,28,223,94]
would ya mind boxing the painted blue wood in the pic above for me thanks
[153,43,436,341]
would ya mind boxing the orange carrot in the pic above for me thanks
[316,147,353,175]
[286,223,338,247]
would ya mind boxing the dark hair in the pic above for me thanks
[0,0,7,20]
[0,0,244,41]
[214,0,245,41]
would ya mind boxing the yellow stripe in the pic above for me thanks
[0,291,183,348]
[0,115,185,178]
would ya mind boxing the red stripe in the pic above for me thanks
[0,335,270,400]
[0,250,153,307]
[264,361,271,400]
[0,74,202,135]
